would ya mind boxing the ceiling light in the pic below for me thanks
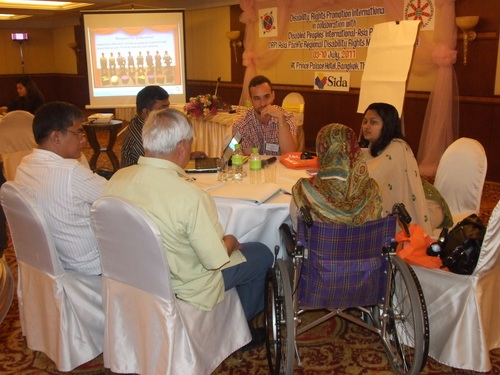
[0,0,93,11]
[0,13,32,20]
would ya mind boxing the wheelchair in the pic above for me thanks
[265,204,429,375]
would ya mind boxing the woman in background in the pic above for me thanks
[291,123,382,229]
[359,102,452,234]
[6,75,45,114]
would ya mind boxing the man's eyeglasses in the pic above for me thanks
[66,129,86,137]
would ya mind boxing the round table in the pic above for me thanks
[83,120,123,172]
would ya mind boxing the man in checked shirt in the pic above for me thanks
[232,75,297,155]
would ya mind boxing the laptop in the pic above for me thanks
[185,132,242,173]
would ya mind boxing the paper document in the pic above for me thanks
[208,183,282,204]
[357,20,420,115]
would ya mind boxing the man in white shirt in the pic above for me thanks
[15,101,106,275]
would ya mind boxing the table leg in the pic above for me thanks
[106,127,120,171]
[84,128,100,171]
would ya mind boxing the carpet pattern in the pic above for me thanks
[1,130,499,374]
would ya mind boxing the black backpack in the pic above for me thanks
[438,214,486,275]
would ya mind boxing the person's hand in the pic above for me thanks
[223,234,242,256]
[260,105,284,124]
[190,151,207,159]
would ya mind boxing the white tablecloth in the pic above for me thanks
[192,162,307,256]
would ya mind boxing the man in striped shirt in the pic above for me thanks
[15,102,106,275]
[121,86,206,168]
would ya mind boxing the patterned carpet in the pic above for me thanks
[1,130,499,374]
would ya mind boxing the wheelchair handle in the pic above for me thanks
[299,206,313,228]
[392,203,411,237]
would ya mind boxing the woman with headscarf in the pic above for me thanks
[291,123,383,229]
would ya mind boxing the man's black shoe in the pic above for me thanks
[241,327,266,352]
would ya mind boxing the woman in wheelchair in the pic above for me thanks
[290,123,383,229]
[265,126,429,375]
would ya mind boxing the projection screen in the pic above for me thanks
[82,10,186,108]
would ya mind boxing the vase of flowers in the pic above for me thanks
[184,94,229,119]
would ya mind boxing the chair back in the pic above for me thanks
[0,110,36,180]
[2,150,33,181]
[0,110,36,154]
[434,138,487,217]
[282,92,305,151]
[297,215,396,309]
[474,199,500,275]
[91,196,173,300]
[0,181,104,372]
[282,92,305,126]
[90,196,251,375]
[0,181,63,276]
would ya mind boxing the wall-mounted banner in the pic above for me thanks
[313,72,350,92]
[259,7,278,38]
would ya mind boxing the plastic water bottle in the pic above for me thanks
[249,147,262,184]
[232,143,244,182]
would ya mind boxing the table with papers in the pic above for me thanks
[192,162,307,256]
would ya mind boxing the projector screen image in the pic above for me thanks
[83,10,186,108]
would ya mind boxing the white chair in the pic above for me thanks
[0,110,36,181]
[434,137,487,226]
[90,196,251,375]
[282,92,305,151]
[0,181,104,372]
[412,198,500,372]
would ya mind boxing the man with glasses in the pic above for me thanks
[15,101,106,275]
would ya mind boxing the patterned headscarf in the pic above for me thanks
[292,123,383,225]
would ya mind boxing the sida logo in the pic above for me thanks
[314,72,350,92]
[314,73,328,89]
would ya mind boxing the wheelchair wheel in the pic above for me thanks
[381,255,429,375]
[265,259,295,375]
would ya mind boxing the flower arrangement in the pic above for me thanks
[184,94,229,119]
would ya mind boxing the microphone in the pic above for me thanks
[214,77,221,97]
[261,157,277,168]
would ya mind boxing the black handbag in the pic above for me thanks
[439,214,486,275]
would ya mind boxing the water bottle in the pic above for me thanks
[249,147,262,184]
[232,143,244,182]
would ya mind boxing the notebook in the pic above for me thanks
[185,132,242,173]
